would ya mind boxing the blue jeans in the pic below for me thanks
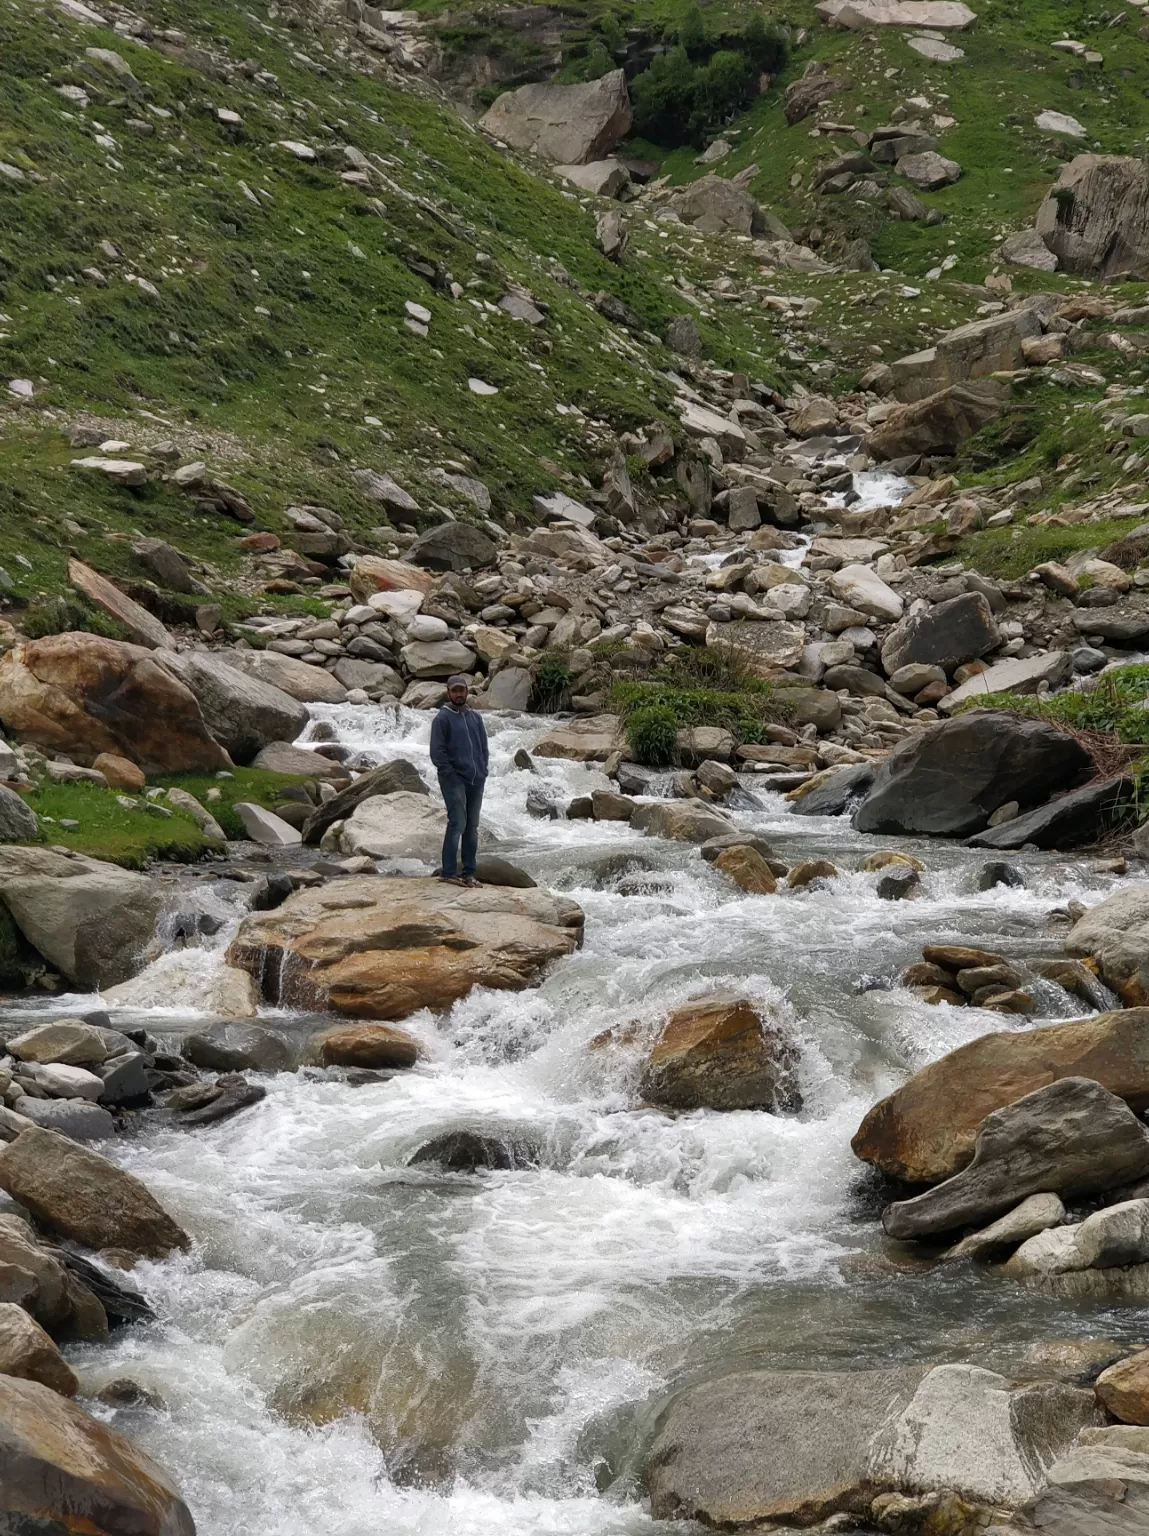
[438,772,485,878]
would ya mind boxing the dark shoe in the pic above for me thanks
[439,875,466,887]
[461,876,482,888]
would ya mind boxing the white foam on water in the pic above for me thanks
[64,701,1134,1534]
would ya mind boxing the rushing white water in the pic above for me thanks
[17,703,1146,1535]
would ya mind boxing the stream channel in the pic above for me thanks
[3,701,1145,1535]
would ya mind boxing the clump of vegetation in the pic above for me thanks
[626,702,678,765]
[970,665,1149,746]
[21,597,126,642]
[532,653,573,711]
[629,7,788,148]
[610,644,792,757]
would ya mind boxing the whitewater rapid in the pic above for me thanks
[15,702,1146,1536]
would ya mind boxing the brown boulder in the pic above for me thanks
[313,1023,421,1069]
[0,1303,78,1395]
[1096,1350,1149,1425]
[228,875,584,1021]
[713,845,778,894]
[852,1009,1149,1184]
[0,1127,189,1260]
[480,69,631,165]
[0,1374,194,1535]
[92,752,146,789]
[0,633,231,772]
[640,994,801,1112]
[348,556,434,603]
[0,1214,108,1340]
[867,380,1009,461]
[67,558,172,649]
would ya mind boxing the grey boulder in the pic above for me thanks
[1031,1442,1149,1535]
[790,762,876,817]
[479,70,631,165]
[881,592,1000,677]
[968,775,1132,851]
[408,522,497,573]
[0,785,36,842]
[883,1077,1149,1240]
[302,758,427,845]
[853,711,1090,837]
[155,648,308,763]
[182,1019,294,1073]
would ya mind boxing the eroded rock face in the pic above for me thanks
[639,994,801,1111]
[867,380,1008,460]
[0,1373,194,1536]
[643,1361,1091,1524]
[1035,154,1149,280]
[228,875,584,1021]
[1066,885,1149,1005]
[154,649,307,764]
[882,1077,1149,1240]
[853,1008,1149,1183]
[0,1127,189,1259]
[480,70,631,165]
[0,633,231,772]
[0,847,161,989]
[852,712,1090,838]
[217,648,349,704]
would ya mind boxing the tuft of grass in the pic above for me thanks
[968,665,1149,747]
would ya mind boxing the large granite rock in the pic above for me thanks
[881,592,1000,676]
[0,847,160,988]
[789,762,876,816]
[0,1126,189,1259]
[890,311,1042,404]
[1034,154,1149,280]
[0,1374,194,1535]
[853,1008,1149,1184]
[1032,1441,1149,1535]
[67,558,172,649]
[867,380,1008,460]
[1066,885,1149,1005]
[630,801,733,844]
[938,650,1071,712]
[0,1213,108,1338]
[409,522,497,573]
[643,1361,1092,1525]
[639,994,800,1111]
[817,0,976,26]
[668,176,765,235]
[228,875,584,1020]
[302,758,428,844]
[852,711,1090,837]
[480,69,631,165]
[0,633,231,772]
[0,783,36,841]
[154,649,307,763]
[182,1019,293,1073]
[882,1078,1149,1240]
[0,1302,78,1394]
[218,648,349,704]
[339,790,449,860]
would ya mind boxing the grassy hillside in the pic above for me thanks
[0,0,1147,625]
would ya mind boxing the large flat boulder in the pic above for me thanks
[480,70,631,165]
[881,592,1000,676]
[0,847,161,989]
[852,1008,1149,1184]
[631,801,733,844]
[67,558,172,649]
[154,649,307,763]
[890,311,1042,404]
[882,1077,1149,1240]
[0,1374,194,1535]
[533,713,623,761]
[938,650,1071,712]
[868,380,1008,460]
[1066,885,1149,1005]
[0,1126,189,1258]
[643,1362,1091,1525]
[705,617,807,671]
[817,0,976,26]
[0,633,231,772]
[668,176,764,235]
[640,994,800,1111]
[228,875,584,1020]
[302,758,427,844]
[1032,1442,1149,1535]
[1034,154,1149,280]
[852,712,1090,837]
[217,648,349,704]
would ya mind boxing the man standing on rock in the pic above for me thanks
[430,674,488,887]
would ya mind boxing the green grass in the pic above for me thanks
[609,673,792,746]
[18,766,315,865]
[970,664,1149,746]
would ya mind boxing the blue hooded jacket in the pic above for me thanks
[430,703,489,784]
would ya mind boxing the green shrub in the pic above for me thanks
[629,14,787,147]
[21,597,126,641]
[533,653,572,711]
[627,703,678,765]
[969,664,1149,745]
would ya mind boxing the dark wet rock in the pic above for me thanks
[52,1249,154,1328]
[790,763,875,817]
[12,1098,115,1142]
[249,873,296,912]
[408,1129,538,1172]
[977,860,1026,890]
[968,776,1133,851]
[526,786,560,819]
[173,1075,266,1126]
[853,712,1091,837]
[876,865,920,900]
[182,1020,294,1074]
[473,856,536,888]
